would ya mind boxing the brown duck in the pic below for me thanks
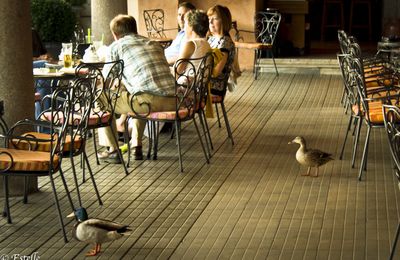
[288,136,333,177]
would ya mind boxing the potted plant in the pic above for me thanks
[31,0,77,58]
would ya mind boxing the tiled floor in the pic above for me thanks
[0,71,399,259]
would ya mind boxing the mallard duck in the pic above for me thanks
[67,208,131,256]
[288,136,333,177]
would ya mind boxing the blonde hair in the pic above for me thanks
[207,5,232,36]
[110,14,137,37]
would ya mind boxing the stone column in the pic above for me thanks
[0,0,38,195]
[91,0,127,45]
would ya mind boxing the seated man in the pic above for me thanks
[98,14,176,163]
[164,1,196,64]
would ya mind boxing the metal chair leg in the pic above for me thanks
[352,117,362,168]
[201,109,214,150]
[215,103,221,128]
[3,176,11,224]
[153,122,159,160]
[389,222,400,260]
[358,125,371,181]
[193,117,210,164]
[67,158,82,207]
[175,121,183,172]
[84,151,103,205]
[110,125,129,175]
[92,129,100,165]
[124,117,131,168]
[220,102,234,145]
[48,173,68,243]
[147,121,152,160]
[340,115,353,160]
[23,176,28,204]
[59,168,75,211]
[198,109,212,158]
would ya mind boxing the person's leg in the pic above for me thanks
[97,91,134,152]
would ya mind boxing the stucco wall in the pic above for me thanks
[128,0,179,39]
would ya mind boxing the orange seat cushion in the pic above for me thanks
[234,41,272,50]
[352,101,385,124]
[10,132,82,153]
[0,148,60,172]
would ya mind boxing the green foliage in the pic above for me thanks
[31,0,77,42]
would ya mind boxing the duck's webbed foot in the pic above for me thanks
[312,168,319,177]
[301,167,311,176]
[86,243,101,256]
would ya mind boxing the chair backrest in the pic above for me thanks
[143,9,167,38]
[338,54,359,107]
[383,104,400,183]
[254,11,281,45]
[337,30,350,54]
[174,53,214,120]
[64,77,94,154]
[75,60,124,125]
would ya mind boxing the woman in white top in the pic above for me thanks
[175,10,211,75]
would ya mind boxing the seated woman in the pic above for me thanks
[207,5,235,96]
[175,9,211,76]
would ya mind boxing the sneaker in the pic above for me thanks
[134,146,143,160]
[105,152,122,164]
[97,150,112,159]
[97,150,122,164]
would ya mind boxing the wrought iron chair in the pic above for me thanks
[0,82,92,243]
[39,76,103,207]
[350,56,400,180]
[338,54,362,167]
[75,60,129,175]
[207,48,236,146]
[234,10,281,79]
[128,53,213,172]
[143,9,176,48]
[382,104,400,260]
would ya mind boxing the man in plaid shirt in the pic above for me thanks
[98,14,176,162]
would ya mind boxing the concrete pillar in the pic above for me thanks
[0,0,38,195]
[91,0,128,46]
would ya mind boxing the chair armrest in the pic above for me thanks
[163,28,178,32]
[128,91,176,118]
[5,119,57,151]
[234,29,255,42]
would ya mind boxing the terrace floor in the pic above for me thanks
[1,70,399,259]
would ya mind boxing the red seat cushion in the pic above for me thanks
[147,109,194,120]
[87,111,111,125]
[211,95,223,103]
